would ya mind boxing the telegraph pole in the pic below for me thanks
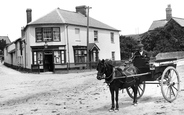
[86,6,92,69]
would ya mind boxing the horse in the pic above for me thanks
[96,59,140,112]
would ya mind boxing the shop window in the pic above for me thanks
[74,49,87,63]
[33,52,43,65]
[54,50,66,64]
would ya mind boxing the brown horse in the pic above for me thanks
[96,59,140,112]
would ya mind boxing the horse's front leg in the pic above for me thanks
[132,85,138,105]
[115,88,119,111]
[109,87,115,111]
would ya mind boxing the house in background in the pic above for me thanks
[0,36,11,60]
[149,4,184,31]
[4,5,121,72]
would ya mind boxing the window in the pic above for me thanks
[92,50,98,62]
[37,52,43,65]
[53,28,60,41]
[33,52,43,65]
[35,28,43,42]
[112,51,115,61]
[75,28,80,41]
[94,31,98,42]
[35,27,60,42]
[43,28,52,41]
[111,32,114,43]
[54,51,66,64]
[75,28,80,34]
[74,49,87,63]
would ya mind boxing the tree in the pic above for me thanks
[120,35,138,59]
[141,19,184,54]
[0,39,7,55]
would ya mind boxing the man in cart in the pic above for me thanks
[130,43,150,74]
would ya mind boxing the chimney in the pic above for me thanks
[166,4,172,21]
[76,5,87,16]
[21,27,25,38]
[26,8,32,24]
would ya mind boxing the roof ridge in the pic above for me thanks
[153,19,167,22]
[56,8,66,23]
[57,7,76,13]
[172,17,184,20]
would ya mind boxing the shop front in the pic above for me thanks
[31,45,66,72]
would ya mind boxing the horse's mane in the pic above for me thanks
[102,59,137,77]
[104,59,115,67]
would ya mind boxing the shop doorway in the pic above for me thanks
[44,53,53,72]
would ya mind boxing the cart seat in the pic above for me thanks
[133,56,150,73]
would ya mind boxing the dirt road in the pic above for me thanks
[0,61,184,115]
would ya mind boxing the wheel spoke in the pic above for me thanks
[138,85,143,92]
[165,87,169,97]
[170,86,176,97]
[172,85,178,91]
[137,88,141,96]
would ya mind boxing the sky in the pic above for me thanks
[1,0,184,41]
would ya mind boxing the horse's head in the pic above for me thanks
[96,59,107,80]
[96,59,114,80]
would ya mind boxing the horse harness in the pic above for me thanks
[105,67,137,86]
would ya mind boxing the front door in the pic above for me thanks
[44,52,53,72]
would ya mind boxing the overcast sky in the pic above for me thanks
[1,0,184,41]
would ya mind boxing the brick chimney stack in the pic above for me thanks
[166,4,172,21]
[26,8,32,24]
[76,5,87,16]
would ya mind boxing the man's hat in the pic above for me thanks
[137,43,144,48]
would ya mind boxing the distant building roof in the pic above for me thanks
[172,17,184,26]
[0,36,11,44]
[28,8,120,31]
[149,19,167,30]
[149,17,184,31]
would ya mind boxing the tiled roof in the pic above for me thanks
[148,19,167,31]
[0,36,11,43]
[149,17,184,31]
[29,8,119,31]
[88,43,100,51]
[172,17,184,26]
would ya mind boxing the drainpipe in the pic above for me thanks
[24,40,26,70]
[66,25,70,71]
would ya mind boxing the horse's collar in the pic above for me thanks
[105,68,115,85]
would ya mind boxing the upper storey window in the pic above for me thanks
[35,27,60,42]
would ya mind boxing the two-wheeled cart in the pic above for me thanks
[125,57,180,102]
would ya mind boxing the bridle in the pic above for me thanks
[97,60,114,81]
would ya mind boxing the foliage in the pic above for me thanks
[141,19,184,54]
[120,35,138,59]
[0,39,7,55]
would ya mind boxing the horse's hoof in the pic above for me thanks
[114,108,119,112]
[109,108,114,112]
[132,102,138,106]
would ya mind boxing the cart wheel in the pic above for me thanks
[160,66,180,102]
[126,81,146,99]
